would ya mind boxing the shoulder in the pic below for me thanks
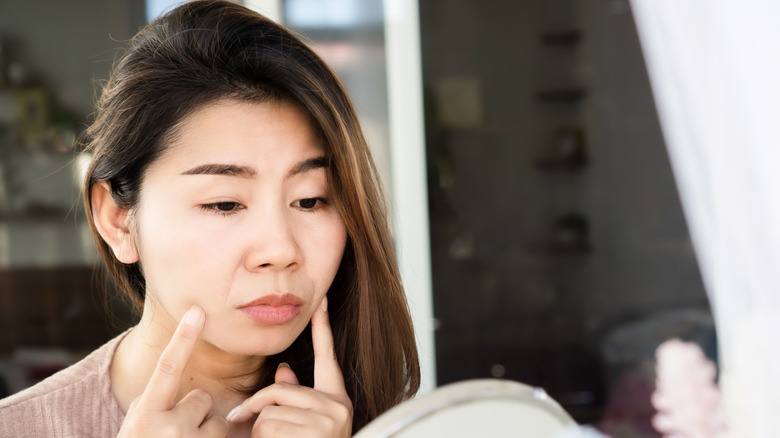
[0,331,129,437]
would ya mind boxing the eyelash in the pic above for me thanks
[294,197,328,211]
[200,198,328,216]
[200,201,244,216]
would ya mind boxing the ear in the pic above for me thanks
[91,181,139,264]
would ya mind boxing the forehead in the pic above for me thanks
[150,98,325,175]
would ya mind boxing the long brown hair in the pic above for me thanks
[81,0,419,431]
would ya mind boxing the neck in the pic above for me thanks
[110,302,265,434]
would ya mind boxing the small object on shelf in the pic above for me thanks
[527,212,592,255]
[541,30,583,46]
[549,212,592,254]
[535,87,587,103]
[534,126,588,171]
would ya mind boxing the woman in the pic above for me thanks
[0,1,420,436]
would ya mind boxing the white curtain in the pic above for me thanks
[629,1,780,436]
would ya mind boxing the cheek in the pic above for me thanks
[134,208,236,306]
[307,217,348,291]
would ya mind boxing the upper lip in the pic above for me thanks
[238,293,304,308]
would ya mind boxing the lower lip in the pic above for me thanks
[240,305,302,325]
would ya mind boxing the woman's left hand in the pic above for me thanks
[226,297,353,437]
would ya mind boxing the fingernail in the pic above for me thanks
[321,296,328,312]
[182,305,203,327]
[277,362,290,370]
[226,406,242,422]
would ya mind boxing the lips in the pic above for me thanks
[238,293,304,325]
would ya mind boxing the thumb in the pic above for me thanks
[274,362,300,385]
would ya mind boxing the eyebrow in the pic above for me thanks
[181,163,257,178]
[287,156,328,178]
[180,156,328,179]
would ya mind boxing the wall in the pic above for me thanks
[420,0,712,429]
[0,1,142,395]
[577,0,710,336]
[0,1,143,267]
[0,0,143,118]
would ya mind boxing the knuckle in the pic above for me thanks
[127,397,140,411]
[178,327,198,341]
[206,416,229,436]
[254,419,283,436]
[271,381,303,395]
[290,383,309,395]
[321,416,337,434]
[156,357,181,375]
[122,417,143,432]
[191,388,212,404]
[158,423,185,438]
[334,401,352,423]
[256,405,274,420]
[268,381,287,390]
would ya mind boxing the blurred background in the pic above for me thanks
[0,1,716,437]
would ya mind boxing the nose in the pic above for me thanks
[244,204,300,272]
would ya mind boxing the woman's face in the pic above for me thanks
[133,98,347,356]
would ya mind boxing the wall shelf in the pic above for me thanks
[535,87,587,103]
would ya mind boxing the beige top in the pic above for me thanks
[0,332,126,437]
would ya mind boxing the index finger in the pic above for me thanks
[312,296,347,395]
[139,305,205,411]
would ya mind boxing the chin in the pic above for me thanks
[207,325,302,357]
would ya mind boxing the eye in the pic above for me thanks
[294,197,325,210]
[201,201,244,215]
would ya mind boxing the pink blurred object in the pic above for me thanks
[652,339,727,438]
